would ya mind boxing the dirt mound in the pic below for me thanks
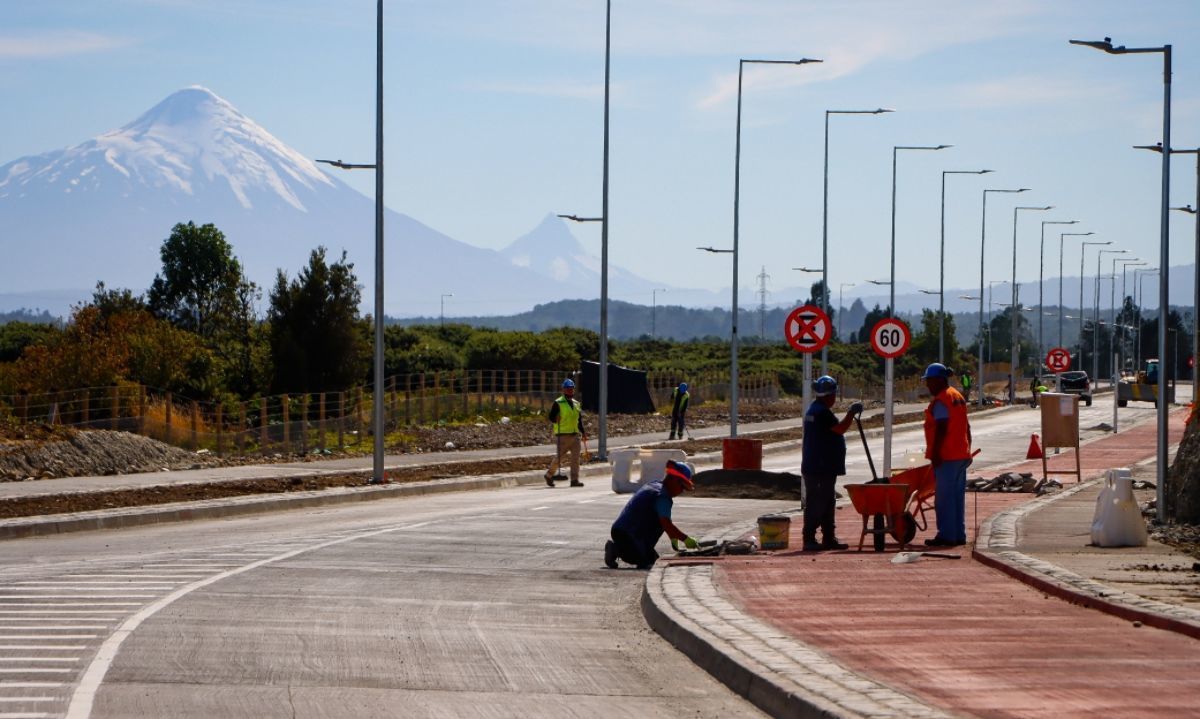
[0,430,222,481]
[1167,414,1200,524]
[692,468,804,501]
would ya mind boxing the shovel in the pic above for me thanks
[854,415,880,483]
[891,551,961,564]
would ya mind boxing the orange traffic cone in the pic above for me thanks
[1026,433,1044,460]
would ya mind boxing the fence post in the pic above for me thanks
[238,403,246,456]
[216,403,224,457]
[110,385,119,430]
[260,399,269,455]
[318,392,326,452]
[433,372,441,425]
[418,373,426,425]
[190,400,199,450]
[503,370,509,411]
[300,394,309,455]
[164,392,173,445]
[476,369,483,414]
[337,391,345,450]
[282,394,290,449]
[404,374,411,426]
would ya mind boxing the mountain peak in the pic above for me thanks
[121,86,234,133]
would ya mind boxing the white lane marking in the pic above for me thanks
[544,540,570,545]
[0,612,128,616]
[0,604,141,608]
[0,638,96,643]
[0,646,85,651]
[0,698,55,702]
[0,713,54,719]
[59,575,198,579]
[13,582,179,586]
[0,659,78,663]
[576,499,598,503]
[0,623,110,627]
[0,597,154,601]
[0,669,73,674]
[66,521,432,719]
[530,506,551,511]
[0,683,64,688]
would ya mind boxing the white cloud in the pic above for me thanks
[0,31,131,60]
[950,74,1123,109]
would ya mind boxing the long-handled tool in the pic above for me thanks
[891,551,961,564]
[854,416,880,482]
[581,434,592,463]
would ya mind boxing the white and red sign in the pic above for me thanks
[784,304,831,354]
[870,317,911,359]
[1045,347,1071,373]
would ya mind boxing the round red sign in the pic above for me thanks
[1045,347,1071,373]
[784,305,832,354]
[869,318,911,359]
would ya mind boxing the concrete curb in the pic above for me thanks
[973,472,1200,640]
[640,536,958,719]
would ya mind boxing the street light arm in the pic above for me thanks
[557,214,603,223]
[697,246,734,253]
[316,159,377,170]
[743,58,823,65]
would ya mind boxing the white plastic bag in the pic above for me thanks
[1091,469,1147,547]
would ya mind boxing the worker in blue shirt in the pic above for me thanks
[605,460,699,569]
[801,375,862,551]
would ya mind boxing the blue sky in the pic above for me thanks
[3,0,1200,307]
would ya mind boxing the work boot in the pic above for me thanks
[570,478,584,488]
[544,473,556,488]
[604,540,618,569]
[668,433,676,440]
[802,535,823,552]
[822,537,849,551]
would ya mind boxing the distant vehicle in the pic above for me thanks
[1117,359,1174,407]
[1058,370,1092,407]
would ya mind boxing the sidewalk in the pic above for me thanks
[648,409,1199,718]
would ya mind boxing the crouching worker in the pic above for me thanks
[604,460,699,569]
[801,376,862,552]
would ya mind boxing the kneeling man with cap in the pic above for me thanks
[605,460,698,569]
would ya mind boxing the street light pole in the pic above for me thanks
[316,0,386,484]
[1039,220,1077,363]
[651,287,668,339]
[1010,205,1052,403]
[891,144,951,317]
[977,188,1028,407]
[730,56,821,437]
[838,282,855,340]
[1079,240,1111,371]
[1071,35,1172,520]
[1059,232,1093,350]
[1113,258,1142,376]
[1096,249,1127,381]
[940,169,992,363]
[822,108,892,372]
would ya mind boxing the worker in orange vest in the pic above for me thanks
[921,363,973,547]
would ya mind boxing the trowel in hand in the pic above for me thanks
[891,551,961,564]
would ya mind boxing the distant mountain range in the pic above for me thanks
[1,86,1195,321]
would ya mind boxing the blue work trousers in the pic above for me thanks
[933,459,970,544]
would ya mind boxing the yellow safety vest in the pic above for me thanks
[553,396,582,435]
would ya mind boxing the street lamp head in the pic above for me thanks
[1173,205,1197,215]
[557,213,603,223]
[697,246,733,254]
[874,108,896,114]
[959,294,979,300]
[1134,143,1165,153]
[1069,37,1118,53]
[867,279,891,286]
[793,266,822,273]
[978,169,994,174]
[919,289,939,295]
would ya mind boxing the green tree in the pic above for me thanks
[147,222,254,340]
[911,310,959,366]
[268,247,369,393]
[853,304,887,344]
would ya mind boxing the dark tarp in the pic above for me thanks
[579,361,656,414]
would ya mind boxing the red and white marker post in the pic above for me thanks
[784,305,832,410]
[870,317,912,476]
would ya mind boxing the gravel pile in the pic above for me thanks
[0,430,224,481]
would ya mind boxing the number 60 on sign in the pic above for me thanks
[870,317,911,359]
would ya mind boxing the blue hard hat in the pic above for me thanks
[812,375,838,397]
[562,378,575,389]
[921,363,953,380]
[678,382,688,392]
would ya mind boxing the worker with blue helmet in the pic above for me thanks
[921,363,973,547]
[545,378,587,488]
[668,382,691,440]
[800,375,863,551]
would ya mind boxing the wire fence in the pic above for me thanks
[0,368,781,458]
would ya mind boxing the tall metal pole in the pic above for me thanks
[731,61,744,437]
[977,190,987,407]
[371,0,385,484]
[890,145,950,317]
[1078,240,1110,369]
[939,169,990,363]
[1011,206,1051,403]
[1157,46,1171,523]
[1096,250,1125,382]
[597,0,611,460]
[1039,220,1076,364]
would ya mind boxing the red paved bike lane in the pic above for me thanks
[716,412,1197,718]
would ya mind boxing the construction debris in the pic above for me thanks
[965,472,1064,495]
[674,538,760,558]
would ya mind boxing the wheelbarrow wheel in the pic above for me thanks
[890,510,917,546]
[872,514,886,552]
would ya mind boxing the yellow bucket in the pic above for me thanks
[757,514,791,550]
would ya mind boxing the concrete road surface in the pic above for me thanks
[0,388,1184,718]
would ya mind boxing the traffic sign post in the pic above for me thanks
[870,318,911,477]
[785,305,832,411]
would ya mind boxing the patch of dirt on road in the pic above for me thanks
[692,469,804,501]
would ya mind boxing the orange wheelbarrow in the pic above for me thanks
[845,482,911,552]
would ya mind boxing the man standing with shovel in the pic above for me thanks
[801,376,863,551]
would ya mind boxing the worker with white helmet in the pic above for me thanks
[800,375,862,551]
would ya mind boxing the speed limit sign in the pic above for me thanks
[870,317,911,359]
